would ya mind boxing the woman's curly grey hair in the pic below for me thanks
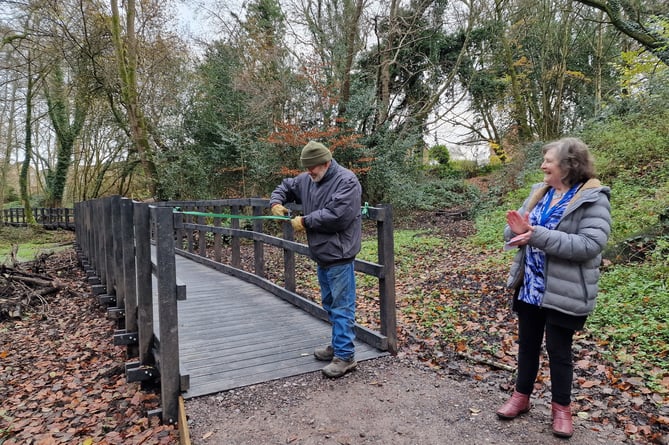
[542,137,596,187]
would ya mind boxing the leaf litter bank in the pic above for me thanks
[0,250,177,445]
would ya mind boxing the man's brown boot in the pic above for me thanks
[551,402,574,438]
[322,357,356,378]
[496,391,531,419]
[314,345,334,361]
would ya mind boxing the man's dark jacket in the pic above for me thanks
[270,159,362,267]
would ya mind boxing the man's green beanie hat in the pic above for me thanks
[300,141,332,168]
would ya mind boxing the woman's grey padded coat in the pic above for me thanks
[505,179,611,317]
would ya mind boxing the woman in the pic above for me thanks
[496,137,611,438]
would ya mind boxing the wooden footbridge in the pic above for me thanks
[74,196,397,426]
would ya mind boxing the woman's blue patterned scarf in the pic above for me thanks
[518,184,581,306]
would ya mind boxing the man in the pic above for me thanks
[270,141,362,378]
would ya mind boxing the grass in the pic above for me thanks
[587,245,669,392]
[0,226,75,264]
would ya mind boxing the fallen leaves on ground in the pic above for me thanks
[265,212,668,443]
[0,250,177,445]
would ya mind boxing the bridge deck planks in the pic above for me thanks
[153,253,387,399]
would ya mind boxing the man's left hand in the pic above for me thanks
[291,216,305,232]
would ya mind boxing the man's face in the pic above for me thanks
[306,162,329,182]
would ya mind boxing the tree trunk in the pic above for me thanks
[337,0,365,121]
[110,0,158,197]
[1,78,18,212]
[44,65,87,208]
[594,11,604,114]
[20,71,36,226]
[500,35,531,141]
[375,0,399,128]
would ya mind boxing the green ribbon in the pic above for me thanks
[174,209,291,221]
[361,202,370,218]
[174,204,373,221]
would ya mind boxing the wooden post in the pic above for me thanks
[121,198,138,357]
[82,202,92,268]
[73,204,79,243]
[175,207,184,251]
[153,205,180,425]
[231,205,241,269]
[173,212,184,252]
[282,211,296,292]
[185,207,194,253]
[134,202,154,366]
[213,205,222,263]
[74,203,83,257]
[95,200,105,286]
[198,205,206,257]
[252,201,265,278]
[111,196,125,311]
[102,197,115,294]
[377,204,398,354]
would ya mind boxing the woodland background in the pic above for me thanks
[1,0,668,443]
[0,0,667,212]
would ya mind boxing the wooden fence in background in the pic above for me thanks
[2,207,75,229]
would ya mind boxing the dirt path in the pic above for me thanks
[185,355,629,445]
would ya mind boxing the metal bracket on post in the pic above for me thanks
[98,294,117,306]
[107,307,125,320]
[126,361,160,382]
[113,330,138,346]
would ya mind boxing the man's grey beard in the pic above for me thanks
[310,171,326,182]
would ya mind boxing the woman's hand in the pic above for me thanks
[507,210,532,234]
[505,210,534,248]
[505,232,531,248]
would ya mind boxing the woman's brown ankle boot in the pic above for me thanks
[496,391,531,419]
[551,402,574,438]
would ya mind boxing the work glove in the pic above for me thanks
[271,204,289,217]
[291,216,305,232]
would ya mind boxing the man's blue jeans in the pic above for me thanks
[317,261,356,361]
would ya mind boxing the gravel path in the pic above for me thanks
[185,355,629,445]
